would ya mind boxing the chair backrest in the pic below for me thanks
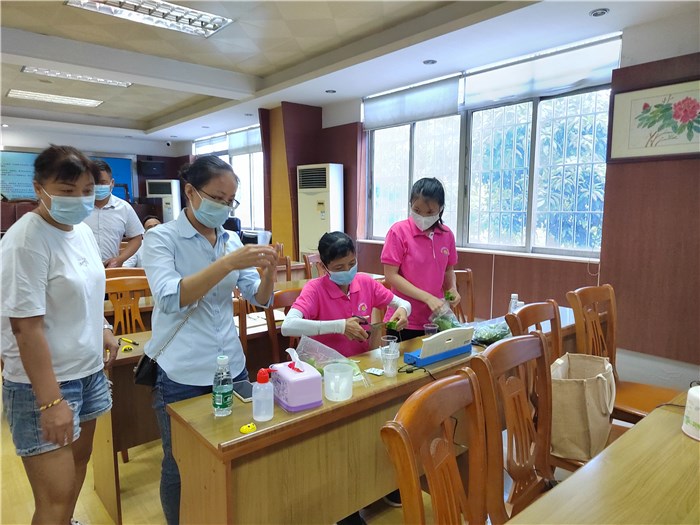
[105,267,146,279]
[380,368,487,525]
[233,296,248,355]
[265,288,302,362]
[302,252,327,279]
[505,299,561,365]
[276,255,292,282]
[469,333,554,525]
[452,269,475,323]
[105,276,151,335]
[566,284,618,373]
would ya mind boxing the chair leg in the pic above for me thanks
[121,449,129,463]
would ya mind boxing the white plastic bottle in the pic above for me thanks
[253,368,274,422]
[508,293,519,314]
[212,355,233,417]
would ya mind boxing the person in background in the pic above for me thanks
[142,155,278,525]
[1,145,119,525]
[381,177,460,341]
[123,215,161,268]
[83,160,144,268]
[281,231,410,525]
[282,231,410,358]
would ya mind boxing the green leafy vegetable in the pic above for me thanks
[472,321,512,345]
[444,291,456,302]
[386,320,398,331]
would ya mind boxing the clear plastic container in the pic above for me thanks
[252,368,274,422]
[212,355,233,417]
[508,293,519,314]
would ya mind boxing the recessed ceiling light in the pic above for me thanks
[7,89,103,107]
[21,66,132,87]
[244,113,253,117]
[65,0,233,38]
[1,124,9,128]
[325,89,336,94]
[589,8,610,17]
[170,135,178,138]
[423,59,438,65]
[202,126,210,129]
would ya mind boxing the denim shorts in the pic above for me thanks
[2,370,112,457]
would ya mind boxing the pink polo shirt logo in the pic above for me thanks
[441,247,450,256]
[357,303,368,313]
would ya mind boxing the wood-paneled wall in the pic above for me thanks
[600,53,700,365]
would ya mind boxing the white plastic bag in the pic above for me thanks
[293,336,369,386]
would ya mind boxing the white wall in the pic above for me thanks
[322,99,361,129]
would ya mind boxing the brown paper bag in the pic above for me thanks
[550,353,616,461]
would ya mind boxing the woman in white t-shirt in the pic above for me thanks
[1,145,119,525]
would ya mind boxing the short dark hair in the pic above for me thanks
[142,214,160,225]
[93,160,112,176]
[318,231,355,267]
[34,145,98,185]
[178,155,239,189]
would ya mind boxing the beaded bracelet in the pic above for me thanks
[39,396,65,411]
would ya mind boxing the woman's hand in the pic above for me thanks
[444,288,461,307]
[389,307,409,330]
[40,400,74,446]
[343,317,369,342]
[103,328,119,369]
[424,294,445,314]
[225,244,278,272]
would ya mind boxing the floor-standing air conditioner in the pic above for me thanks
[297,163,344,255]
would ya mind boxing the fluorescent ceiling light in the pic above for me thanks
[65,0,233,38]
[21,66,132,87]
[7,89,103,107]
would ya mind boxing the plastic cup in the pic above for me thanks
[381,336,400,377]
[423,323,439,336]
[323,363,354,402]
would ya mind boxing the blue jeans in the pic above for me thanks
[153,365,248,525]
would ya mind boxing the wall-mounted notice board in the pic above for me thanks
[1,150,136,201]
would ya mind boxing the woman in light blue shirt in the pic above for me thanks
[142,156,278,525]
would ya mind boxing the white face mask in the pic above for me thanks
[410,210,439,231]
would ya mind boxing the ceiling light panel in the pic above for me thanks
[21,66,132,87]
[7,89,103,107]
[65,0,233,38]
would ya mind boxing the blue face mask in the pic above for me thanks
[193,188,231,229]
[94,184,111,200]
[328,263,358,286]
[41,188,94,226]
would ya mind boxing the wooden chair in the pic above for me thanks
[264,289,302,363]
[505,300,627,473]
[105,276,151,335]
[276,255,292,282]
[452,269,475,323]
[105,267,146,279]
[469,333,555,525]
[302,252,326,279]
[566,284,681,424]
[380,368,487,525]
[233,296,248,356]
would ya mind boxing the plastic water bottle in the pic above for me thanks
[252,368,274,422]
[508,293,519,314]
[212,355,233,417]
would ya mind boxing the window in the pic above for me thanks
[366,36,620,256]
[193,126,264,229]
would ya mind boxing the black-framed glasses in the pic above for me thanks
[199,188,240,210]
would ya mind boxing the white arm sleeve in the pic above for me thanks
[388,295,412,316]
[281,308,346,337]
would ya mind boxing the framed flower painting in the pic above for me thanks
[610,79,700,160]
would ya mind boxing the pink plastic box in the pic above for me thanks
[270,360,323,412]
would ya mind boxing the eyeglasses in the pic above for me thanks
[198,188,240,210]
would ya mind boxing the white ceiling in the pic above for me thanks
[1,1,698,144]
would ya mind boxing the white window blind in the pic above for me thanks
[193,133,227,155]
[363,76,460,130]
[228,126,262,156]
[461,36,621,110]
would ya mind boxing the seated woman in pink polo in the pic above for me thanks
[281,231,410,358]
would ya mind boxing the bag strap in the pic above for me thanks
[150,303,198,362]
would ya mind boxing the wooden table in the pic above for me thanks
[507,392,699,525]
[167,336,470,524]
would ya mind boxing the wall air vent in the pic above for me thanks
[298,167,328,189]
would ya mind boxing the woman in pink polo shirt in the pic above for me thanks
[281,232,410,358]
[381,177,460,341]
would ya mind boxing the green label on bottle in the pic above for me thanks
[213,387,233,409]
